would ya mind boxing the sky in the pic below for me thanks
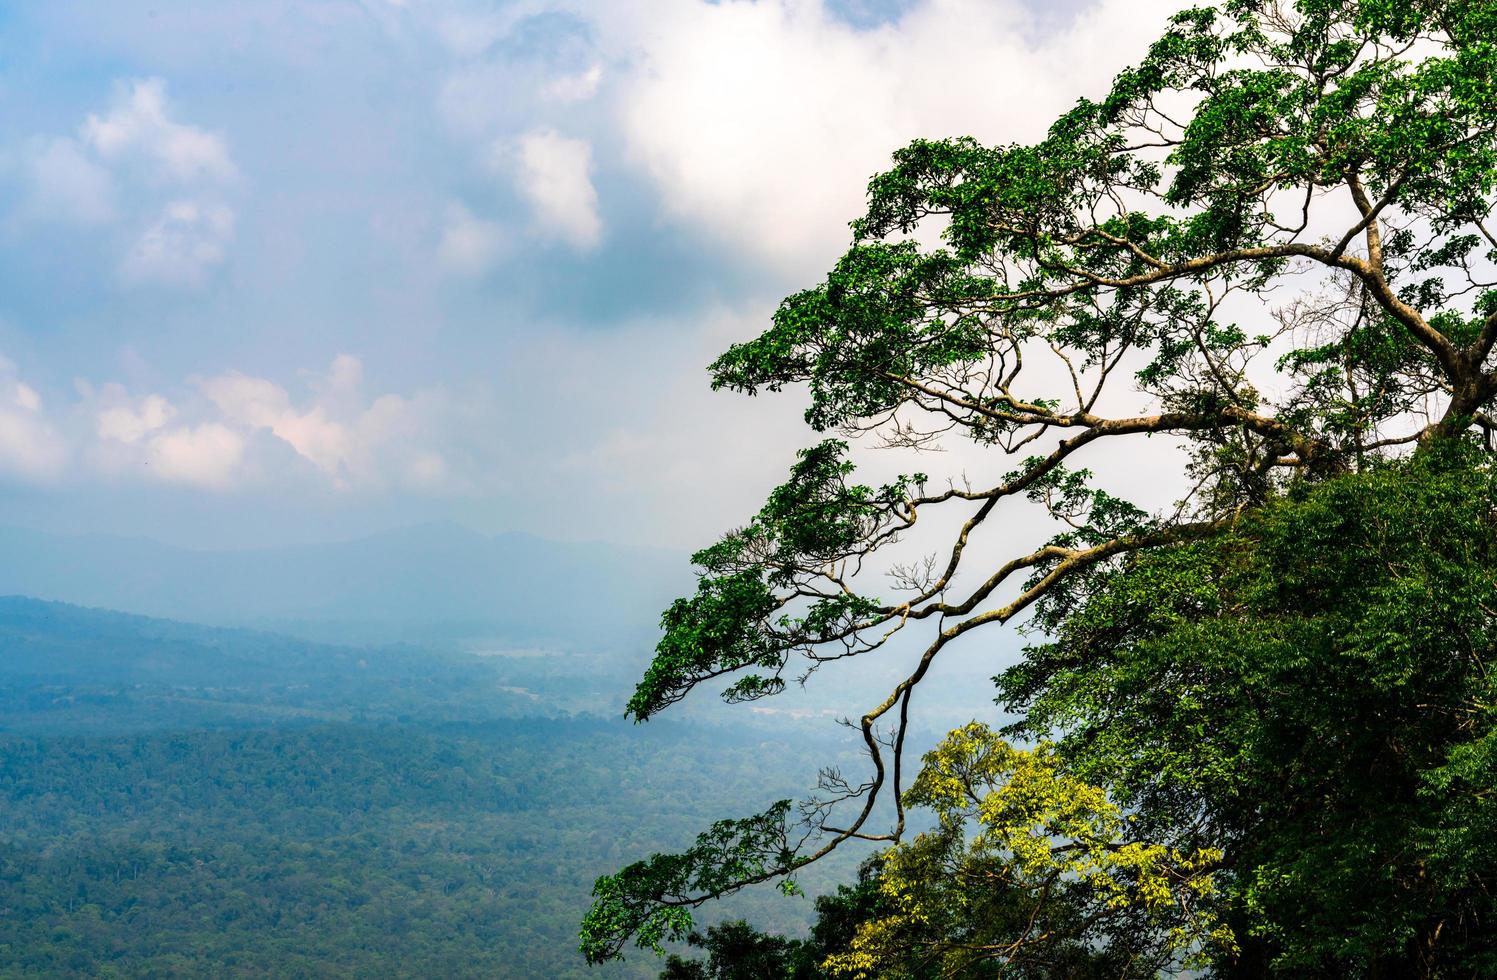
[0,0,1185,551]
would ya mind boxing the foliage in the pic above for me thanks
[659,921,811,980]
[821,724,1227,978]
[588,0,1497,968]
[998,447,1497,974]
[0,718,863,979]
[658,862,888,980]
[627,441,915,722]
[581,801,803,963]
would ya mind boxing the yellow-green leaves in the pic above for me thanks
[823,724,1230,978]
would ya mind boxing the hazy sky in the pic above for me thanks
[0,0,1181,550]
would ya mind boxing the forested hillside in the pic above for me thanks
[0,599,868,978]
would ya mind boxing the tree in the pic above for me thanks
[582,0,1497,969]
[659,920,807,980]
[658,860,888,979]
[819,724,1228,978]
[998,447,1497,974]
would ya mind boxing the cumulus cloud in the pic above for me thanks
[81,80,240,287]
[437,201,507,276]
[83,356,453,492]
[120,200,235,286]
[0,352,464,496]
[416,0,1178,274]
[20,137,117,224]
[7,76,239,288]
[81,78,237,183]
[97,391,176,443]
[201,371,350,476]
[0,356,66,481]
[142,422,245,488]
[510,128,603,250]
[88,384,241,489]
[542,63,603,102]
[591,0,1178,272]
[201,355,452,491]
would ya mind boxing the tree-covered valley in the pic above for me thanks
[0,596,871,978]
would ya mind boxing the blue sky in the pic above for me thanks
[0,0,1170,550]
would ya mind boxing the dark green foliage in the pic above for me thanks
[580,801,802,964]
[658,859,890,980]
[659,921,806,980]
[713,246,993,431]
[1001,446,1497,974]
[630,573,783,722]
[627,442,911,721]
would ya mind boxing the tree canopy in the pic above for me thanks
[582,1,1497,973]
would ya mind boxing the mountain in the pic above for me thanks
[0,595,660,734]
[0,522,689,649]
[0,594,404,685]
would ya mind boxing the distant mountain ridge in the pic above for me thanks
[0,594,616,733]
[0,523,689,648]
[0,594,373,687]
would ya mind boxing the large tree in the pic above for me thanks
[582,0,1497,971]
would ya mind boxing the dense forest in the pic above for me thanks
[0,599,869,978]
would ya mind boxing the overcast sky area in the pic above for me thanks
[0,0,1187,552]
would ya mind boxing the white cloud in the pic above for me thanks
[542,63,603,102]
[0,356,66,481]
[97,391,176,443]
[317,353,365,401]
[420,0,1179,273]
[199,373,293,431]
[22,137,117,224]
[84,383,239,488]
[82,77,237,183]
[55,353,464,493]
[46,356,460,493]
[143,422,245,488]
[511,128,603,250]
[200,371,353,478]
[406,450,450,488]
[437,201,507,276]
[201,355,451,490]
[120,200,235,286]
[588,0,1178,273]
[13,382,41,413]
[8,76,240,287]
